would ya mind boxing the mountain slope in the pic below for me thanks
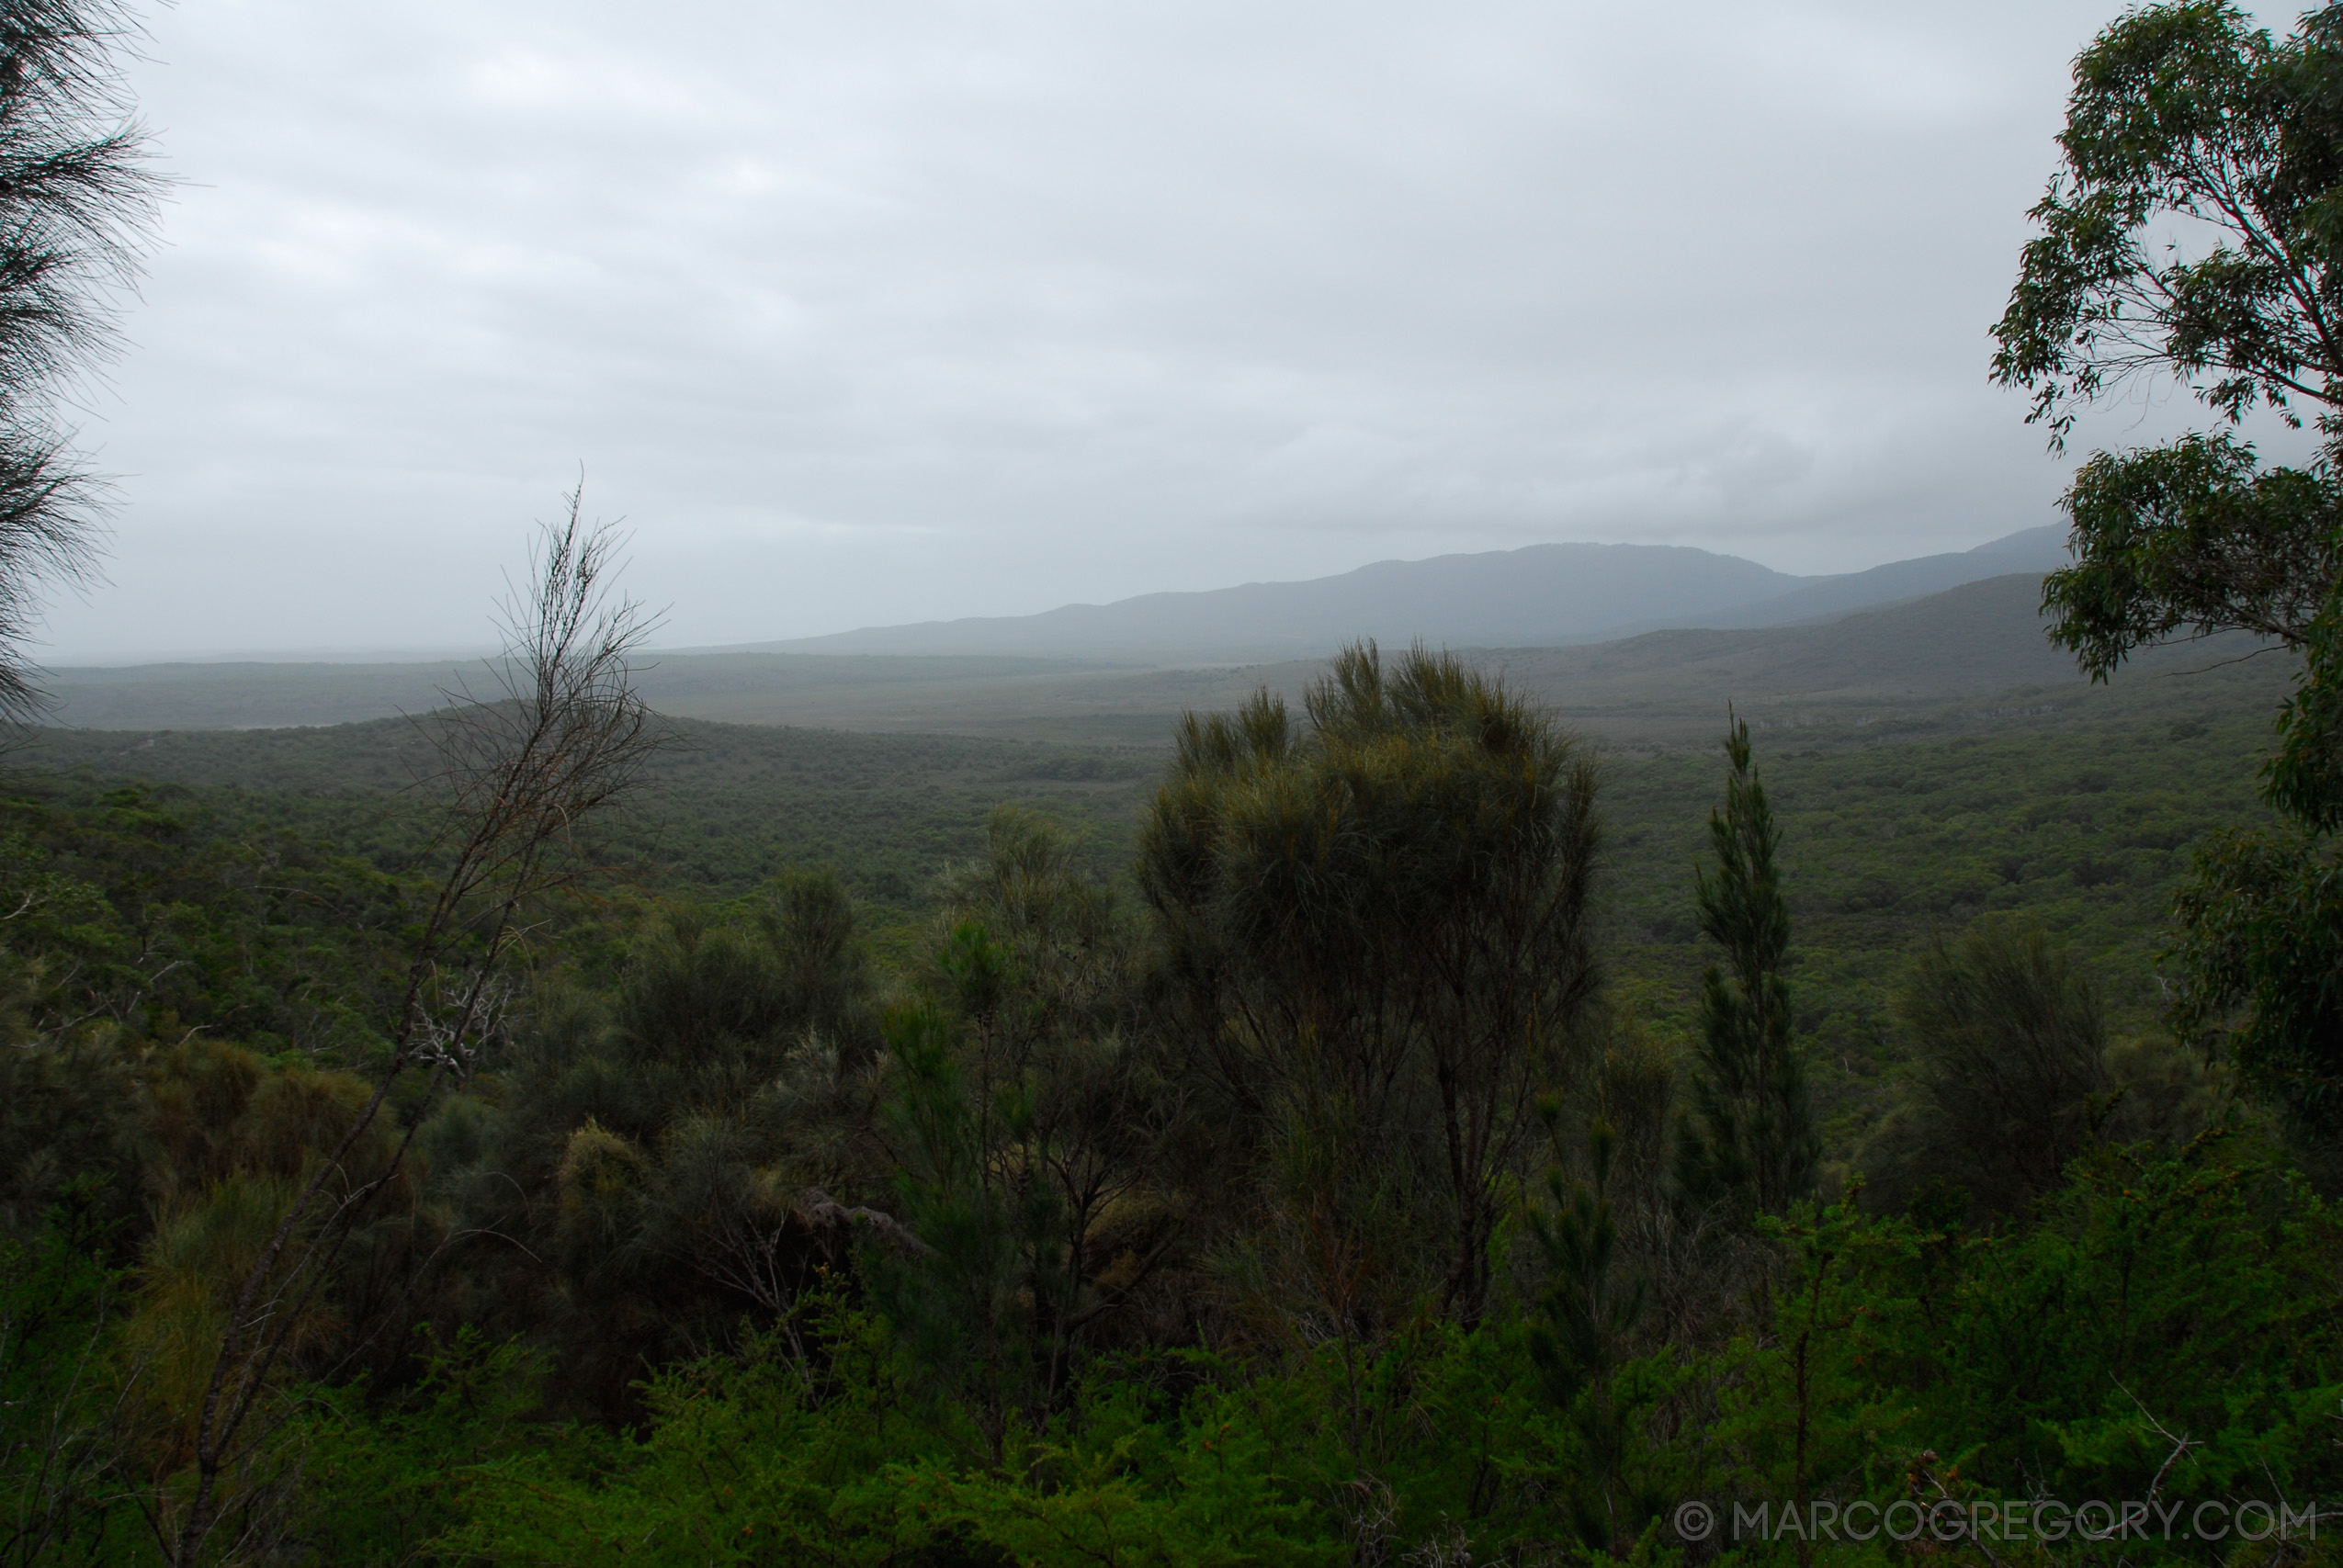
[1491,571,2082,709]
[1702,525,2068,629]
[37,570,2293,750]
[764,542,1805,658]
[759,527,2067,658]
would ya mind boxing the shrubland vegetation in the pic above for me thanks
[7,1,2343,1564]
[2,630,2332,1564]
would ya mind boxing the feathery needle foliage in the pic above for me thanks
[0,0,162,719]
[1138,641,1601,1333]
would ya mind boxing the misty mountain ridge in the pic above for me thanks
[748,526,2071,660]
[32,570,2293,756]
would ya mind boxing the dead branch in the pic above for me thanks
[164,485,667,1567]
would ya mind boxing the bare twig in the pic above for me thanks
[2116,1381,2199,1508]
[164,486,667,1566]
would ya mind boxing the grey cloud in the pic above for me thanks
[33,0,2320,658]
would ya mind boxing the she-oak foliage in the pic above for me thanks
[0,0,160,718]
[1992,0,2343,1138]
[1137,641,1601,1331]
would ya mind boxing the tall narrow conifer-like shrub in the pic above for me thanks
[1677,716,1817,1218]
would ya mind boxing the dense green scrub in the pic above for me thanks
[0,688,2324,1568]
[14,1110,2329,1565]
[0,697,2277,1182]
[0,778,422,1056]
[1610,714,2275,1021]
[13,718,1149,924]
[1600,707,2276,1156]
[293,1140,2332,1568]
[9,692,2281,1027]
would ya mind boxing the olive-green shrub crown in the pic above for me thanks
[1138,640,1602,1329]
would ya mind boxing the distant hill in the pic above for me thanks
[749,526,2070,659]
[33,563,2294,751]
[1494,570,2088,709]
[1696,527,2069,630]
[755,543,1802,658]
[29,653,1128,733]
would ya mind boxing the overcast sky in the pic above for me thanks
[31,0,2322,660]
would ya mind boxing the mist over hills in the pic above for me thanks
[31,526,2076,732]
[1691,527,2073,630]
[31,564,2294,751]
[1497,571,2101,708]
[744,526,2071,659]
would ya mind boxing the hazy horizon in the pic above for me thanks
[43,523,2055,666]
